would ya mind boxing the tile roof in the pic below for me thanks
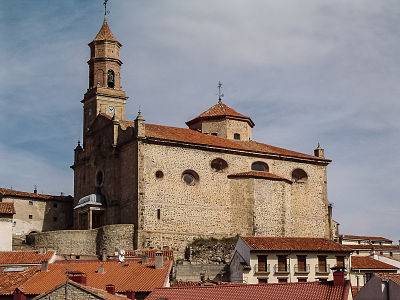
[242,237,351,252]
[186,101,255,127]
[141,123,329,163]
[124,249,174,261]
[94,18,117,42]
[0,202,15,214]
[0,188,73,202]
[227,171,292,183]
[351,256,398,270]
[33,280,128,300]
[342,235,392,243]
[0,251,55,265]
[375,273,400,285]
[19,259,172,296]
[0,266,40,295]
[147,281,352,300]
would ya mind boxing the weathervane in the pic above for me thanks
[103,0,110,17]
[217,81,224,102]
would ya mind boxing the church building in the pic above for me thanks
[72,18,333,252]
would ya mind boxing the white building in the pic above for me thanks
[230,236,351,284]
[0,202,15,251]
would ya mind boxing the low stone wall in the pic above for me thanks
[175,263,229,282]
[32,224,134,256]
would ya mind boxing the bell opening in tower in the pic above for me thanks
[107,70,115,88]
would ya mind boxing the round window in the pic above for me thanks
[182,170,199,186]
[155,170,164,179]
[96,170,104,187]
[211,158,228,172]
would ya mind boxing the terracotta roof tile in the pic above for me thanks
[242,237,351,252]
[227,171,292,183]
[186,101,255,127]
[147,281,352,300]
[0,202,15,214]
[0,188,73,202]
[342,235,392,243]
[351,256,398,270]
[375,273,400,285]
[0,266,40,295]
[142,123,329,163]
[94,19,117,42]
[19,259,172,296]
[0,251,55,265]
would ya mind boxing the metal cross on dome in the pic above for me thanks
[217,81,224,102]
[103,0,110,17]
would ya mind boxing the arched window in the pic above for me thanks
[251,161,269,172]
[107,70,115,88]
[234,133,241,140]
[292,168,308,183]
[182,170,199,186]
[211,158,228,172]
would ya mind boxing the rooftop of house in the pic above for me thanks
[147,281,352,300]
[375,273,400,285]
[0,188,73,202]
[186,101,255,127]
[0,266,40,295]
[0,202,15,215]
[347,244,400,251]
[241,236,351,252]
[32,280,128,300]
[0,250,56,265]
[351,256,398,270]
[342,235,392,243]
[17,259,172,296]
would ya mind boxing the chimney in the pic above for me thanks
[41,260,49,272]
[105,284,116,295]
[134,110,145,138]
[68,272,87,285]
[33,185,37,194]
[332,267,345,286]
[13,288,27,300]
[97,264,105,274]
[155,251,164,269]
[101,250,107,262]
[126,290,137,300]
[314,143,325,158]
[141,254,149,264]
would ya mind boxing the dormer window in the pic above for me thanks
[234,133,241,140]
[107,70,115,88]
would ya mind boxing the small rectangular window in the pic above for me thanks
[53,203,58,208]
[28,215,33,219]
[29,201,33,205]
[258,278,268,284]
[234,133,241,140]
[211,133,218,136]
[157,209,161,220]
[336,256,345,268]
[278,278,287,283]
[53,217,58,222]
[298,278,307,282]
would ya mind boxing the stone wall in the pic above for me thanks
[139,141,330,253]
[32,224,134,256]
[33,282,103,300]
[0,218,13,251]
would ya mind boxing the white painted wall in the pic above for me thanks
[0,219,13,251]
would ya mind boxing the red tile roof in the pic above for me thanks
[94,19,117,42]
[351,256,398,270]
[342,235,392,243]
[0,251,55,265]
[242,237,351,252]
[141,123,329,163]
[124,249,174,261]
[0,188,73,202]
[0,266,40,295]
[0,202,15,215]
[18,259,172,296]
[375,273,400,285]
[228,171,292,183]
[186,101,255,127]
[147,281,352,300]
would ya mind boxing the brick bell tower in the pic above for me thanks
[81,17,128,145]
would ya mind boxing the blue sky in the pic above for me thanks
[1,1,399,241]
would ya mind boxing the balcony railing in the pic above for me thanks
[273,264,289,275]
[254,264,270,275]
[294,264,310,274]
[315,264,330,275]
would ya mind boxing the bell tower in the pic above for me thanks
[82,17,128,142]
